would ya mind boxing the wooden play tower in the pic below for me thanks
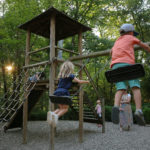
[1,6,150,150]
[18,7,103,149]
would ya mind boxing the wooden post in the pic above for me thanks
[102,98,105,133]
[78,29,83,143]
[23,30,30,144]
[49,14,56,150]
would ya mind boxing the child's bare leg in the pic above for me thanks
[54,104,62,114]
[114,89,125,106]
[54,109,60,114]
[131,87,141,109]
[57,105,69,117]
[52,104,66,126]
[132,86,145,125]
[47,104,61,125]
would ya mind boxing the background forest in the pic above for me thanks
[0,0,150,122]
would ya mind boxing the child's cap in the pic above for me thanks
[120,24,139,36]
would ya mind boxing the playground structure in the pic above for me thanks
[0,7,106,150]
[1,6,150,150]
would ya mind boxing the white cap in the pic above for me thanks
[120,24,139,36]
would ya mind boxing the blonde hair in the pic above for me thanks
[58,61,74,78]
[97,100,101,104]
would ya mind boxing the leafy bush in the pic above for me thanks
[143,107,150,123]
[29,111,47,121]
[105,105,150,124]
[29,105,150,124]
[105,105,112,121]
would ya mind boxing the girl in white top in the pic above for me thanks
[119,91,133,131]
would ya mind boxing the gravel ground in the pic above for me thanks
[0,121,150,150]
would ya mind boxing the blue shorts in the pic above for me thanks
[112,63,140,90]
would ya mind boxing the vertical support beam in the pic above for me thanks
[78,29,83,143]
[102,98,105,133]
[49,14,56,150]
[23,30,30,144]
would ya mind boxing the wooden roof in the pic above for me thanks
[18,7,91,41]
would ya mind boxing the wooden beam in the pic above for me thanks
[83,66,100,98]
[54,57,82,67]
[23,30,30,144]
[102,97,105,133]
[28,46,49,55]
[69,49,110,61]
[23,57,82,69]
[55,46,79,55]
[23,60,50,69]
[49,14,56,150]
[78,29,83,143]
[69,42,150,61]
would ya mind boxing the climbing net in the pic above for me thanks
[0,64,47,124]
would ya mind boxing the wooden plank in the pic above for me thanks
[49,14,56,150]
[23,30,30,144]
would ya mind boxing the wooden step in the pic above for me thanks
[83,114,96,118]
[84,118,98,123]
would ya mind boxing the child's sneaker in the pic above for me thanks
[52,113,58,127]
[47,111,52,125]
[111,106,119,124]
[134,110,146,126]
[122,126,130,131]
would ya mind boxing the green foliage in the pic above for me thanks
[29,104,150,124]
[143,106,150,123]
[131,104,150,124]
[83,32,114,53]
[29,111,47,121]
[141,65,150,101]
[105,105,112,121]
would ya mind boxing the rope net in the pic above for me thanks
[0,64,47,125]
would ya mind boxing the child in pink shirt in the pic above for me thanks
[95,100,102,127]
[111,24,150,126]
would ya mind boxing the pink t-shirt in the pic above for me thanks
[96,104,101,114]
[110,35,140,68]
